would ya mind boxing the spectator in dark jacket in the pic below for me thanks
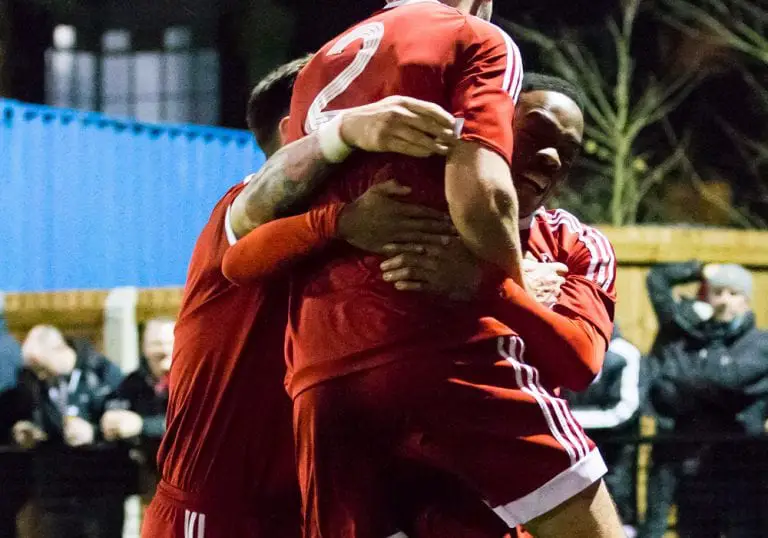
[565,325,642,536]
[101,318,172,445]
[101,317,173,500]
[0,325,125,538]
[642,261,768,538]
[0,293,22,394]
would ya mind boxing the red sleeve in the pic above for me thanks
[554,225,617,343]
[450,18,522,164]
[491,280,606,391]
[221,204,345,285]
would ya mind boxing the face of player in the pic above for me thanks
[512,90,584,218]
[142,320,175,380]
[704,285,751,323]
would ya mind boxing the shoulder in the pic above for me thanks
[536,208,616,288]
[537,208,615,256]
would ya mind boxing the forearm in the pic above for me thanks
[230,132,334,237]
[646,261,702,325]
[453,192,524,285]
[222,204,344,284]
[492,280,605,391]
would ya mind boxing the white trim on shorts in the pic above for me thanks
[490,447,607,526]
[491,335,608,525]
[184,510,207,538]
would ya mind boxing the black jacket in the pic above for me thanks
[103,357,168,440]
[0,338,123,444]
[647,262,768,435]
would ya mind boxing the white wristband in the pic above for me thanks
[317,114,353,163]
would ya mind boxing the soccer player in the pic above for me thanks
[141,57,462,538]
[224,71,621,537]
[280,0,625,534]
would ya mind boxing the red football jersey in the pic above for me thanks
[157,183,298,513]
[285,0,523,396]
[524,207,617,342]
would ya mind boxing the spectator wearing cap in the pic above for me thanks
[641,261,768,538]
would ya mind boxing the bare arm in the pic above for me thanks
[228,96,458,239]
[229,133,331,238]
[444,141,525,286]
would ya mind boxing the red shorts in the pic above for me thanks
[141,480,301,538]
[294,336,606,537]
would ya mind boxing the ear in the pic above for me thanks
[278,116,291,147]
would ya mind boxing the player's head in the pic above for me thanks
[513,73,585,218]
[437,0,493,20]
[247,54,313,157]
[142,317,175,380]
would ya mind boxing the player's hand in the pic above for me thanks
[379,238,482,301]
[12,421,47,449]
[522,253,568,307]
[101,409,144,441]
[339,180,456,254]
[63,416,95,447]
[340,96,457,158]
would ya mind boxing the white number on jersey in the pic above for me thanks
[304,22,385,134]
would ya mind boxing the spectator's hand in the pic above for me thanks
[380,238,482,301]
[101,409,143,441]
[340,96,457,158]
[522,253,568,307]
[338,180,455,254]
[63,416,95,447]
[12,421,47,449]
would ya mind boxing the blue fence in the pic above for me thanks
[0,99,264,292]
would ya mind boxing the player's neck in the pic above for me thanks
[519,214,534,230]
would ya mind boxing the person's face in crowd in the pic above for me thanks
[21,325,76,381]
[705,285,751,323]
[142,320,175,380]
[511,90,584,218]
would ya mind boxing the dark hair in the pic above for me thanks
[246,54,313,140]
[520,73,585,112]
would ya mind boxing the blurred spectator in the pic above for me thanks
[0,325,125,538]
[101,317,173,500]
[643,261,768,538]
[0,292,22,394]
[564,325,641,537]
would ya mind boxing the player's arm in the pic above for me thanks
[494,230,617,390]
[223,181,454,284]
[380,234,617,390]
[446,143,525,285]
[228,97,458,238]
[445,21,525,285]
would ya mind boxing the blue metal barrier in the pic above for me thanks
[0,99,264,291]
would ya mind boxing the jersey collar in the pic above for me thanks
[384,0,439,9]
[520,207,546,230]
